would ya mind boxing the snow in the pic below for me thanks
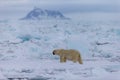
[0,72,7,80]
[0,16,120,80]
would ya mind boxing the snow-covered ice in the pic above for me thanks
[0,17,120,80]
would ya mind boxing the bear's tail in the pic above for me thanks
[78,55,83,64]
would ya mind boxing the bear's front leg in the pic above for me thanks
[60,56,65,63]
[63,57,66,62]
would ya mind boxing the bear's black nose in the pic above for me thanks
[53,51,55,55]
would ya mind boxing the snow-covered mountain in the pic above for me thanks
[21,8,69,20]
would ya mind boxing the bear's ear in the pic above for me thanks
[53,50,56,55]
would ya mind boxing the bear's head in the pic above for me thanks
[53,49,64,55]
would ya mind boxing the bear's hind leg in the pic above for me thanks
[78,55,83,64]
[73,57,78,63]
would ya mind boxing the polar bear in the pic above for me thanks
[53,49,83,64]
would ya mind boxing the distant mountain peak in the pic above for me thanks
[21,7,69,20]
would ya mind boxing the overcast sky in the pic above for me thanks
[0,0,120,19]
